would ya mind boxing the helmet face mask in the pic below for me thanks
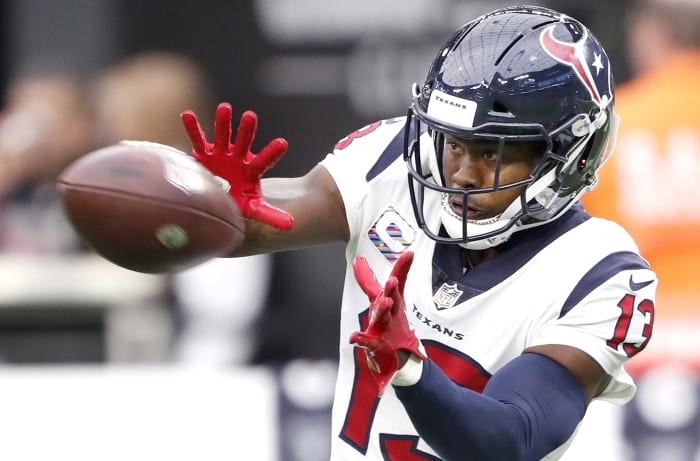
[403,6,618,250]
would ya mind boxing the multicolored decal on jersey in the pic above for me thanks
[433,282,463,310]
[367,206,416,262]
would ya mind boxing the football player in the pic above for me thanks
[180,6,656,461]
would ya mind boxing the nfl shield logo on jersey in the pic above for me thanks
[433,283,463,310]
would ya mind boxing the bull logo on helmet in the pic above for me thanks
[540,25,609,107]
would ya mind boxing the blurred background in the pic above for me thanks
[0,0,697,460]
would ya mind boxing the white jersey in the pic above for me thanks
[319,118,656,461]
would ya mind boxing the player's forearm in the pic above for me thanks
[393,353,586,461]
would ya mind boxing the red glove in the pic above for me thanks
[180,102,294,230]
[349,251,426,395]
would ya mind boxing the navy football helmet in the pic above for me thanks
[404,6,618,249]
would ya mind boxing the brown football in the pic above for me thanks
[57,141,245,273]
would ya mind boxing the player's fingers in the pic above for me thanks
[349,331,367,345]
[383,276,399,302]
[349,332,379,350]
[180,110,207,154]
[233,110,258,158]
[353,255,383,300]
[390,251,414,293]
[213,103,233,154]
[371,296,394,329]
[248,199,295,230]
[249,138,289,176]
[382,277,403,317]
[368,294,392,323]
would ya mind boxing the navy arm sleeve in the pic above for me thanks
[393,352,587,461]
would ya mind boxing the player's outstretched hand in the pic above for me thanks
[180,102,294,230]
[349,251,426,395]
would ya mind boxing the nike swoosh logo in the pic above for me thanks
[629,274,653,291]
